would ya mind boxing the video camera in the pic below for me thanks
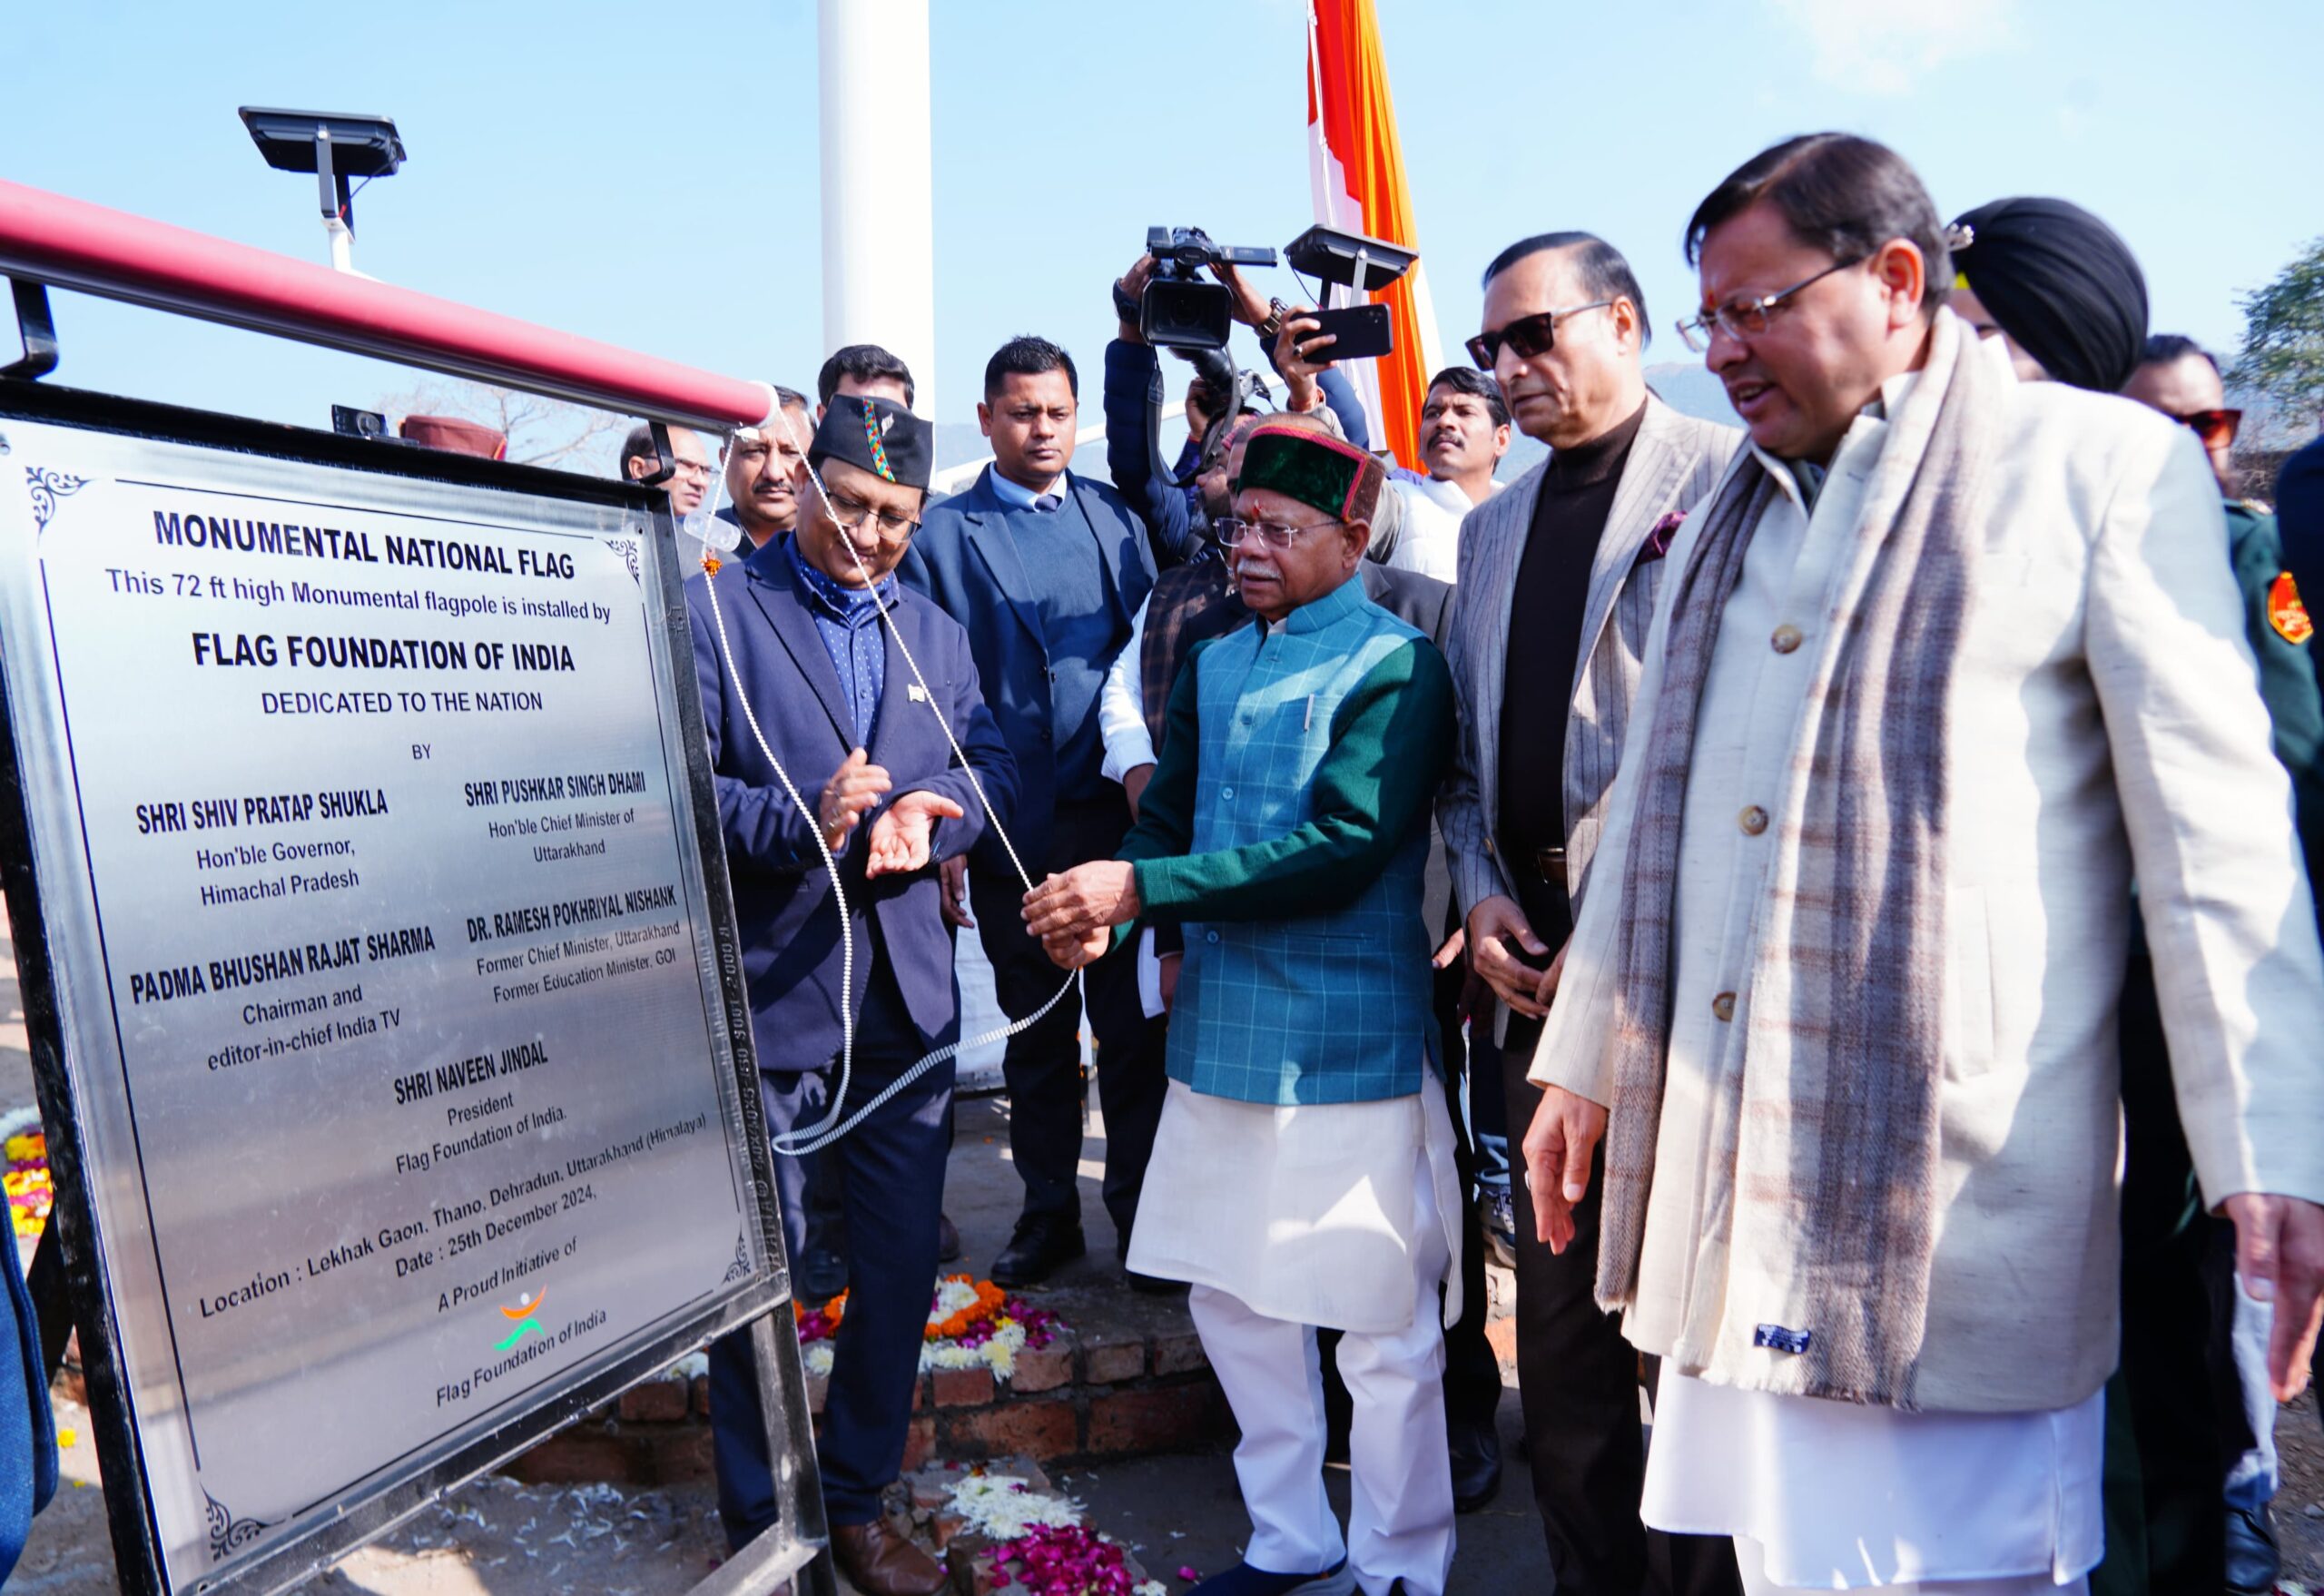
[1141,226,1278,351]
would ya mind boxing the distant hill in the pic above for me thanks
[935,421,991,471]
[1645,361,1736,424]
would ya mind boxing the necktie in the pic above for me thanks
[1033,493,1062,513]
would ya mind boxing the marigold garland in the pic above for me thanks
[5,1131,49,1239]
[793,1291,846,1341]
[926,1274,1007,1342]
[794,1272,1063,1382]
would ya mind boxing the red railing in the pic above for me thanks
[0,179,773,433]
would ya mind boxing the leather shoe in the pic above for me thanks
[1478,1188,1517,1271]
[2225,1501,2280,1596]
[992,1217,1085,1287]
[1448,1414,1502,1513]
[797,1246,847,1305]
[1187,1559,1355,1596]
[1126,1268,1189,1296]
[937,1211,961,1264]
[832,1518,948,1596]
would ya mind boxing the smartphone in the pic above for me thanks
[1296,303,1394,362]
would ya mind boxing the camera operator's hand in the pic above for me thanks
[1115,253,1157,341]
[1274,311,1335,413]
[1210,261,1274,330]
[1275,312,1338,378]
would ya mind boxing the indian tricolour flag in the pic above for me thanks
[1305,0,1442,471]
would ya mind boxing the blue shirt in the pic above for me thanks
[988,469,1066,513]
[783,535,894,748]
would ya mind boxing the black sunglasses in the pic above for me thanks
[1465,300,1614,369]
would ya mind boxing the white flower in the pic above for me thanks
[943,1473,1084,1539]
[929,1277,984,1324]
[802,1343,834,1378]
[917,1320,1029,1377]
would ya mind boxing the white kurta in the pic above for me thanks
[1620,379,2101,1585]
[1128,1078,1463,1335]
[1644,1373,2102,1589]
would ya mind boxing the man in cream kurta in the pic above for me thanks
[1026,428,1461,1596]
[1527,135,2324,1596]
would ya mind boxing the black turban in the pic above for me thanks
[806,394,932,491]
[1950,197,2148,393]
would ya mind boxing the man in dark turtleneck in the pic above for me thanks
[1437,232,1740,1596]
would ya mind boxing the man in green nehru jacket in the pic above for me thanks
[1024,425,1461,1596]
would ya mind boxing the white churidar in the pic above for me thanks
[1183,1119,1455,1596]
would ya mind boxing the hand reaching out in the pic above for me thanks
[865,790,965,878]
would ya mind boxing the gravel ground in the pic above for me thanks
[2278,1386,2323,1591]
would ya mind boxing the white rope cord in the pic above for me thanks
[694,407,1076,1156]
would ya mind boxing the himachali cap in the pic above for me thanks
[1237,424,1385,526]
[808,394,933,492]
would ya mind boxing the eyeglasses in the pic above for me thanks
[1215,517,1344,550]
[670,460,714,480]
[1465,302,1613,369]
[2172,408,2243,448]
[1676,253,1870,352]
[824,488,921,540]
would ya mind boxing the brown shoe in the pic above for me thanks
[831,1519,948,1596]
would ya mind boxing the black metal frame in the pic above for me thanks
[4,279,58,381]
[0,378,832,1596]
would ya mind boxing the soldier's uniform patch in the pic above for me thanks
[2270,570,2312,645]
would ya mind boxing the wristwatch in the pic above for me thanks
[1257,298,1288,341]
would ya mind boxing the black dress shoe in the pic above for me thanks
[1126,1268,1189,1296]
[937,1211,961,1264]
[797,1246,847,1304]
[1448,1416,1502,1514]
[2225,1501,2280,1596]
[991,1217,1085,1287]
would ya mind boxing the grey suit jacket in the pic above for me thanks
[1439,394,1739,929]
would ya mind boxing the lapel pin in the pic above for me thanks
[907,684,930,704]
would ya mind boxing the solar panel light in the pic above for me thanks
[238,107,406,273]
[1284,225,1416,293]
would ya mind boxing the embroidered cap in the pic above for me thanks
[1237,424,1385,527]
[807,394,933,491]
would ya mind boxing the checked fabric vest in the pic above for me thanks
[1169,580,1435,1106]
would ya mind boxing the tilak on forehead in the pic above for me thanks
[806,394,935,492]
[1237,423,1385,525]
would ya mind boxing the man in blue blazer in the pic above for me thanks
[901,337,1161,1286]
[689,395,1016,1596]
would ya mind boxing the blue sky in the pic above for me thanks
[6,0,2317,457]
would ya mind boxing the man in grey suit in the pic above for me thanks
[1437,232,1740,1596]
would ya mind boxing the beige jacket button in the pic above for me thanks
[1711,991,1737,1022]
[1739,805,1768,835]
[1771,624,1803,654]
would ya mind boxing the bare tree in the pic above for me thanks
[375,379,630,472]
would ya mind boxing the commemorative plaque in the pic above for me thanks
[0,387,806,1594]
